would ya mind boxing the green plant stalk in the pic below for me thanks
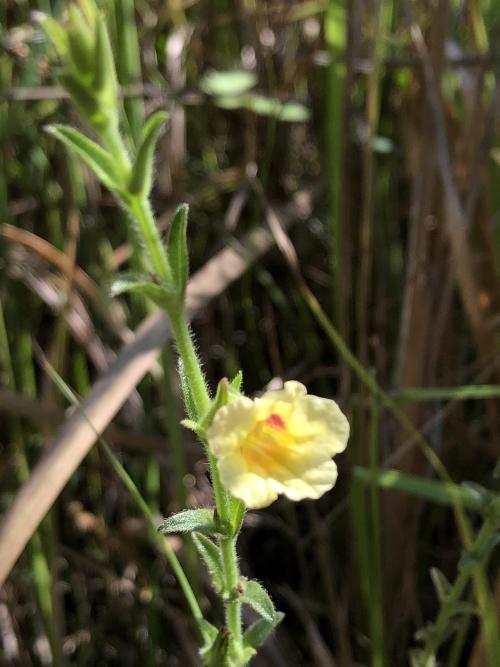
[77,83,244,655]
[169,311,243,650]
[160,347,200,591]
[129,196,173,282]
[161,347,189,508]
[420,512,500,664]
[100,122,131,175]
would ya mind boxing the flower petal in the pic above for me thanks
[256,380,307,419]
[206,381,349,509]
[206,396,258,456]
[291,394,350,455]
[217,454,278,509]
[273,459,338,502]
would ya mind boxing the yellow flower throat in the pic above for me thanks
[240,413,298,476]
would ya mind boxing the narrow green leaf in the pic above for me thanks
[192,533,224,593]
[158,509,220,536]
[449,601,478,618]
[67,6,94,74]
[241,580,277,624]
[394,385,500,402]
[430,568,452,603]
[128,111,168,196]
[78,0,98,26]
[166,203,189,298]
[45,124,121,191]
[279,101,310,122]
[110,274,168,305]
[460,481,492,505]
[353,467,486,513]
[246,94,282,117]
[94,16,117,100]
[200,70,257,97]
[243,611,284,651]
[459,534,500,570]
[36,13,68,57]
[215,95,245,110]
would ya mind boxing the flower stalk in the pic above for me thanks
[169,311,245,656]
[40,4,348,663]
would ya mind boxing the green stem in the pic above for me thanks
[169,311,244,654]
[101,129,173,288]
[420,513,500,664]
[169,314,227,518]
[221,536,242,642]
[170,313,210,416]
[101,121,131,175]
[130,197,173,283]
[100,439,205,630]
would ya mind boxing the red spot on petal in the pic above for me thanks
[266,413,286,429]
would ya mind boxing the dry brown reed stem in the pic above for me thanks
[389,3,450,638]
[409,18,500,363]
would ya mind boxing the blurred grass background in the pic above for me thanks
[1,0,500,665]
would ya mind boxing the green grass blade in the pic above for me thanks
[39,356,207,637]
[353,467,486,513]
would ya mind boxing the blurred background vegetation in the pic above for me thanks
[1,0,500,665]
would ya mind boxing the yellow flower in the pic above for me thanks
[206,381,349,509]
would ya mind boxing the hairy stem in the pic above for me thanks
[130,197,173,283]
[170,312,243,654]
